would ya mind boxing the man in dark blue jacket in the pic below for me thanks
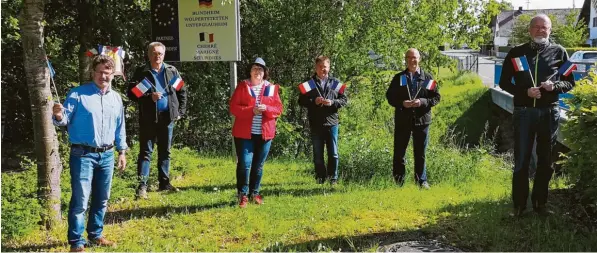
[386,48,441,189]
[127,42,188,199]
[499,14,574,216]
[298,56,348,185]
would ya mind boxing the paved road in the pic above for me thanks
[478,56,499,87]
[441,50,501,88]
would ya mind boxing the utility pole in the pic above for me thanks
[526,0,530,10]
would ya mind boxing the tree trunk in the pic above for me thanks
[21,0,63,229]
[78,1,94,83]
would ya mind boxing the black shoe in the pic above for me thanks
[158,183,179,192]
[330,179,338,186]
[136,185,148,199]
[419,181,430,190]
[533,204,554,216]
[509,206,527,217]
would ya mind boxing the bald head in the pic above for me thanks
[529,14,551,44]
[529,14,551,28]
[405,48,421,73]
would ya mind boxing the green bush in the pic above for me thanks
[1,157,42,240]
[450,71,483,86]
[562,70,597,207]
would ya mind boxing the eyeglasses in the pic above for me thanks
[531,25,551,31]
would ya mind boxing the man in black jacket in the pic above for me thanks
[127,42,188,199]
[499,14,574,216]
[298,56,348,185]
[386,48,441,189]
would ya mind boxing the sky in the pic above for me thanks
[507,0,581,10]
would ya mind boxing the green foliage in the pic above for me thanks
[338,72,395,182]
[1,157,42,240]
[2,0,500,161]
[562,70,597,207]
[449,71,483,86]
[552,10,589,47]
[510,14,533,46]
[479,0,513,45]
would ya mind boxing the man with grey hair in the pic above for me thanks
[499,14,575,216]
[127,42,188,199]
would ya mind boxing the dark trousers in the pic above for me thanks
[137,112,175,188]
[393,123,429,184]
[311,125,339,181]
[512,106,559,209]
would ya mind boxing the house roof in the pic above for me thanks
[491,8,581,38]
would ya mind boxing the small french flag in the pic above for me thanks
[330,80,346,94]
[424,79,437,90]
[400,75,408,86]
[132,78,153,98]
[298,80,316,94]
[263,85,276,97]
[169,76,185,91]
[558,61,577,77]
[511,56,530,72]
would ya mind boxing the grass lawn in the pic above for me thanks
[3,151,596,252]
[2,72,595,252]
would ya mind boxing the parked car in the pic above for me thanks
[569,51,597,72]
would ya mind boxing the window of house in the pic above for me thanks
[593,17,597,27]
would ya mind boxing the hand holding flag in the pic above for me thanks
[131,78,153,98]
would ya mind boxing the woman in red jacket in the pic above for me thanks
[229,57,283,208]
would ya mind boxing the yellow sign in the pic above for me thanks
[178,0,240,61]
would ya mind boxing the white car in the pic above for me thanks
[568,51,597,72]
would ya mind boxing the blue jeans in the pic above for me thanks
[311,125,339,181]
[137,113,174,188]
[68,146,115,248]
[392,123,429,184]
[234,135,272,196]
[512,106,559,209]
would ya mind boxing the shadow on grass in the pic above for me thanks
[1,240,65,252]
[104,200,236,225]
[265,188,597,252]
